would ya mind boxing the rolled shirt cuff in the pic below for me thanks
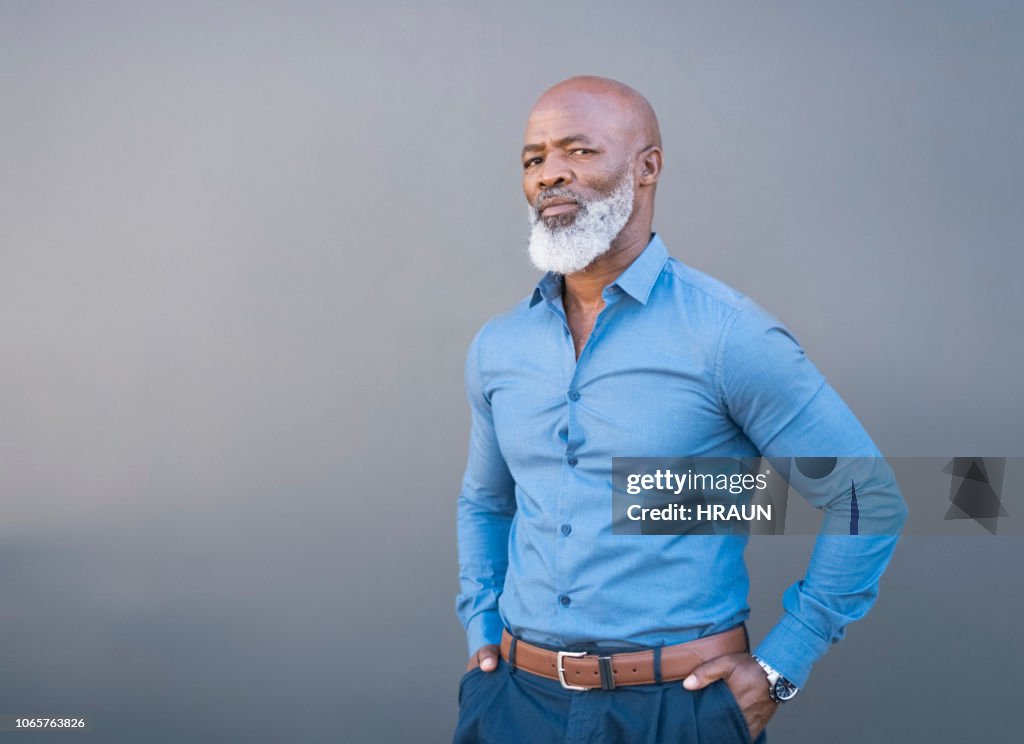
[752,613,831,689]
[465,610,506,658]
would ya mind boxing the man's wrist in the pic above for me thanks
[753,613,827,689]
[752,655,800,703]
[464,611,505,658]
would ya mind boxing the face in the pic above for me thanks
[522,96,636,225]
[522,95,638,273]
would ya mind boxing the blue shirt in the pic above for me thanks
[455,233,907,688]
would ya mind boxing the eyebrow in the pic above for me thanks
[522,134,595,158]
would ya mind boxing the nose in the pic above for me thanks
[535,154,573,191]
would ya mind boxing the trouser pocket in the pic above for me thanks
[457,666,484,706]
[714,679,753,744]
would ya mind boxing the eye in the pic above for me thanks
[523,156,543,170]
[570,148,594,156]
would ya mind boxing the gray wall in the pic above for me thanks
[1,1,1020,741]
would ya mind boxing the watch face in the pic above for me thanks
[773,677,799,702]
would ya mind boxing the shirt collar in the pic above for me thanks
[611,232,669,305]
[530,271,564,307]
[529,232,669,308]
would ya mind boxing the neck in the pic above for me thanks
[563,221,651,309]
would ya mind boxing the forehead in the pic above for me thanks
[523,93,633,148]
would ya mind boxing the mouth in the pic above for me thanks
[539,198,580,218]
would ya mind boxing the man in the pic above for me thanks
[454,76,907,743]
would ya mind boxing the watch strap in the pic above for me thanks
[752,655,799,703]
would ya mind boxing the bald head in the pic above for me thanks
[531,76,661,151]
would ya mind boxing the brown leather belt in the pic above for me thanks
[499,626,748,691]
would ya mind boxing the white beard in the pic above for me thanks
[527,164,635,275]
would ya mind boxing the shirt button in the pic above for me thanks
[559,595,572,607]
[561,524,572,536]
[568,390,580,401]
[567,457,578,467]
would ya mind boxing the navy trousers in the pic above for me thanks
[454,656,768,744]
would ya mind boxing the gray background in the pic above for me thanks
[1,0,1021,741]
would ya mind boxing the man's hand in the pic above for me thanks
[466,644,500,673]
[683,653,778,740]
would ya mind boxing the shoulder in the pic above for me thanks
[661,257,748,311]
[465,294,538,360]
[658,257,784,336]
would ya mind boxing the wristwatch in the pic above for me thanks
[752,656,799,703]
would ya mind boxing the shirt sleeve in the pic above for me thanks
[455,324,517,657]
[716,305,909,689]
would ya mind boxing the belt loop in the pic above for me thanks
[598,656,616,690]
[508,636,518,676]
[653,645,663,684]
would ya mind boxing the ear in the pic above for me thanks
[636,145,663,187]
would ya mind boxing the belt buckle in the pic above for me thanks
[556,650,590,691]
